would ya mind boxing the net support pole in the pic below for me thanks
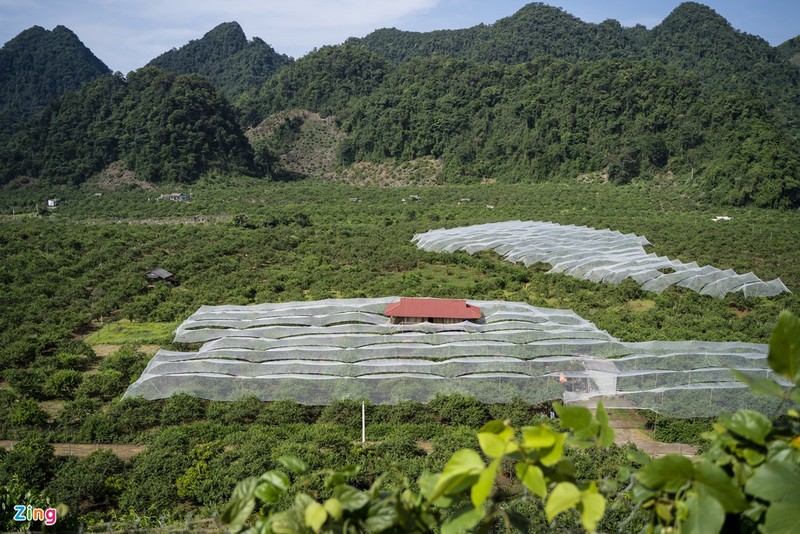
[361,401,366,443]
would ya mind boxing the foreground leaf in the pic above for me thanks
[441,503,485,534]
[276,455,308,475]
[769,310,800,383]
[516,463,546,497]
[636,455,694,492]
[471,457,500,508]
[579,484,605,533]
[545,482,581,522]
[304,501,327,533]
[682,490,725,534]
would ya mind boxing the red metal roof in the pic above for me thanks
[384,298,482,320]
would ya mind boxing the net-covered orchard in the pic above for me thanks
[124,298,786,417]
[413,221,790,299]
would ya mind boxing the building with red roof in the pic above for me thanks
[384,297,482,324]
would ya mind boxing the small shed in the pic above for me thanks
[146,268,179,286]
[384,297,482,324]
[158,193,187,201]
[47,199,60,207]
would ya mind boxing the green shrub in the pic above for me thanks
[76,369,125,400]
[0,438,55,490]
[207,395,263,425]
[99,345,149,382]
[429,393,490,428]
[7,398,49,428]
[57,397,101,430]
[49,449,125,514]
[372,401,437,425]
[161,392,207,426]
[107,396,161,436]
[43,369,83,399]
[257,399,313,425]
[317,399,365,427]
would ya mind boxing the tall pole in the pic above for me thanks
[361,401,366,443]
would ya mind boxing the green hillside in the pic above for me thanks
[0,67,257,186]
[778,35,800,66]
[147,22,293,99]
[0,25,110,143]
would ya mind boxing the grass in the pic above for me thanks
[84,320,178,345]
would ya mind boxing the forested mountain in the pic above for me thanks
[147,22,292,99]
[0,25,110,143]
[346,3,648,63]
[778,35,800,66]
[237,2,799,208]
[2,3,799,208]
[0,67,256,185]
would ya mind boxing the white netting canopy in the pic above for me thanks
[413,221,790,299]
[125,298,787,417]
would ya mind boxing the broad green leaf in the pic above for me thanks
[430,449,484,502]
[595,402,615,447]
[579,485,605,533]
[627,448,651,466]
[364,500,398,533]
[259,471,290,491]
[539,432,565,466]
[334,485,370,511]
[555,404,592,432]
[323,498,343,520]
[792,389,800,405]
[254,481,282,504]
[441,503,485,534]
[765,501,800,534]
[304,501,327,533]
[636,455,694,492]
[743,448,766,466]
[522,425,556,449]
[515,463,546,497]
[221,477,259,532]
[682,490,725,534]
[478,432,506,458]
[443,449,485,475]
[221,496,256,533]
[471,457,500,508]
[746,461,800,503]
[479,419,510,437]
[719,410,772,445]
[230,476,259,500]
[270,509,304,534]
[655,502,673,522]
[276,455,308,475]
[769,310,800,383]
[545,482,581,522]
[731,369,787,399]
[693,461,746,512]
[418,472,456,507]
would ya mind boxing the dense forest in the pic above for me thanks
[2,2,799,209]
[0,67,257,185]
[147,22,293,100]
[0,25,110,143]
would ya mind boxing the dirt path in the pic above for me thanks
[0,441,146,460]
[607,409,698,458]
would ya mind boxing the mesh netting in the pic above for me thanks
[413,221,790,299]
[125,298,787,417]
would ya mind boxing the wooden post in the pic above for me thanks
[361,401,366,443]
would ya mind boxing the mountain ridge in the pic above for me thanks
[0,24,110,143]
[146,21,293,99]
